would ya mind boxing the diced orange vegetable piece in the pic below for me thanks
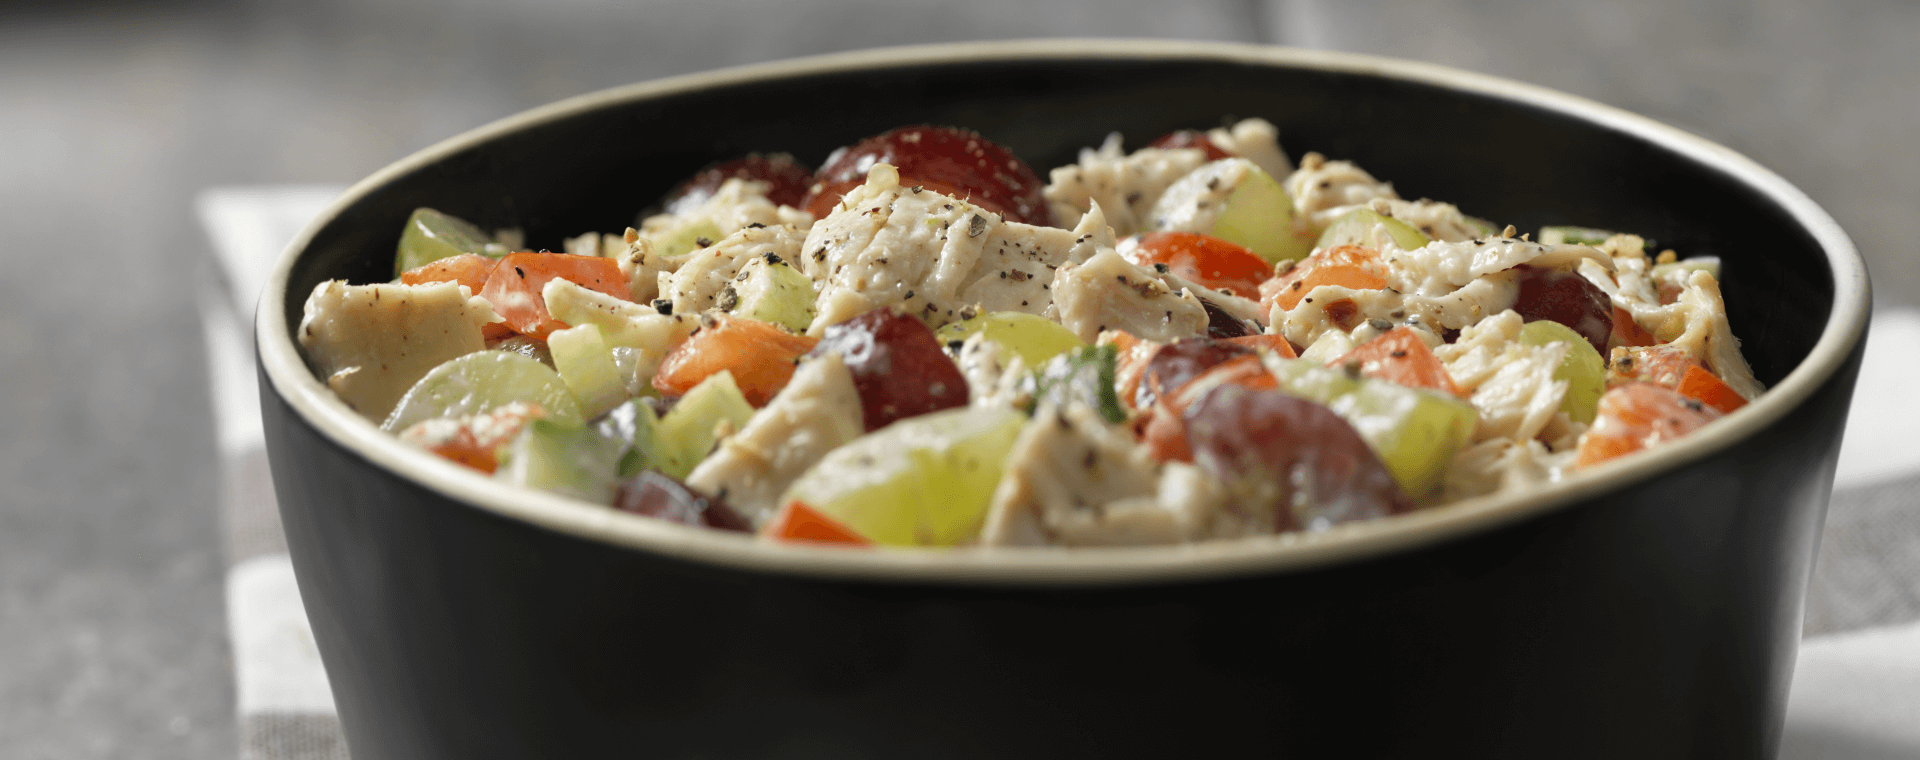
[1261,245,1390,313]
[1608,306,1657,350]
[652,315,819,406]
[1141,402,1192,463]
[1676,365,1747,415]
[1330,327,1464,397]
[1608,344,1701,389]
[1224,332,1299,359]
[765,500,870,546]
[400,402,545,474]
[1100,330,1162,411]
[1124,231,1271,300]
[400,253,498,293]
[1575,382,1722,466]
[479,252,631,339]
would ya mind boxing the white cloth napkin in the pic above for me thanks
[196,186,1920,760]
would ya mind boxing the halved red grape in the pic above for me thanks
[1185,384,1410,533]
[1146,129,1232,161]
[808,308,969,432]
[801,126,1051,226]
[614,470,751,532]
[1513,264,1612,356]
[1135,338,1255,409]
[663,153,816,215]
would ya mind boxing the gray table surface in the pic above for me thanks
[3,0,1915,757]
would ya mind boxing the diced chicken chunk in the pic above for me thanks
[298,280,499,422]
[803,163,1098,335]
[685,353,866,526]
[1283,152,1399,233]
[1050,247,1210,343]
[658,224,809,316]
[1044,133,1209,236]
[982,402,1224,546]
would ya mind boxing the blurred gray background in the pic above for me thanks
[1,0,1913,757]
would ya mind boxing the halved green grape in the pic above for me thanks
[653,370,755,480]
[1210,163,1315,264]
[1264,357,1478,498]
[383,350,582,433]
[1315,208,1431,253]
[935,311,1085,368]
[1537,225,1616,246]
[1029,345,1125,424]
[781,406,1024,546]
[547,323,629,420]
[653,219,726,260]
[494,418,625,503]
[395,207,495,277]
[724,253,815,332]
[596,399,666,479]
[1518,319,1606,424]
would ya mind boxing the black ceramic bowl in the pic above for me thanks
[257,40,1867,759]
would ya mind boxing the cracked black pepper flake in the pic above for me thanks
[652,299,673,315]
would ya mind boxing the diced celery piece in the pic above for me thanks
[1212,164,1315,265]
[395,207,494,276]
[494,418,624,503]
[654,219,726,259]
[1029,345,1125,424]
[548,323,629,420]
[935,311,1085,368]
[596,399,666,479]
[1537,226,1616,246]
[654,370,756,480]
[725,254,816,332]
[1315,208,1431,253]
[383,350,582,433]
[781,406,1024,546]
[1264,357,1478,498]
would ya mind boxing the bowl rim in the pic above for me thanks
[256,38,1868,587]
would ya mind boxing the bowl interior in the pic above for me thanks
[265,41,1863,580]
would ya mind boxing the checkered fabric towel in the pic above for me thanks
[196,186,1920,760]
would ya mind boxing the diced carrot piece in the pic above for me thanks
[1261,245,1391,313]
[765,500,870,546]
[400,253,498,293]
[1124,231,1271,300]
[1608,344,1701,389]
[1575,382,1722,467]
[1676,365,1747,415]
[652,315,819,406]
[1608,306,1657,350]
[1330,327,1464,397]
[1223,332,1298,359]
[479,252,631,339]
[1141,402,1192,463]
[401,402,545,474]
[1100,330,1162,411]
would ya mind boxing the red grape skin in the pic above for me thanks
[1135,339,1255,409]
[807,308,969,432]
[1512,264,1613,356]
[1145,129,1233,161]
[1185,384,1410,533]
[664,153,816,215]
[801,126,1051,226]
[614,470,751,532]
